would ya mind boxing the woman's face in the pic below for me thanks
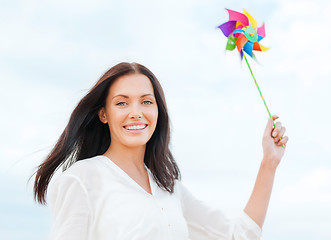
[99,73,158,149]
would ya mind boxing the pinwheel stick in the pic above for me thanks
[243,53,285,147]
[243,54,272,120]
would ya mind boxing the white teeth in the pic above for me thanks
[125,125,146,130]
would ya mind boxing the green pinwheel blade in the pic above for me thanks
[226,35,237,51]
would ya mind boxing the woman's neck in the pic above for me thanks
[103,143,146,173]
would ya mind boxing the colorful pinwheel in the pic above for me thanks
[217,9,284,147]
[218,8,269,59]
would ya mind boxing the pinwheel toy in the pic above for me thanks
[217,8,284,147]
[218,8,269,60]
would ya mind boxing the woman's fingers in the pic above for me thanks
[272,121,282,138]
[270,115,288,147]
[278,135,289,147]
[274,126,286,143]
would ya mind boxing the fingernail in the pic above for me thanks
[273,132,277,137]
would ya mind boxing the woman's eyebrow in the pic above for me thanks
[112,94,129,99]
[140,94,154,98]
[112,94,154,99]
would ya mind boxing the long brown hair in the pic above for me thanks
[33,62,181,204]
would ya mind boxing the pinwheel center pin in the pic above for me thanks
[244,26,258,42]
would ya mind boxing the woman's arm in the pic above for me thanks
[244,115,288,228]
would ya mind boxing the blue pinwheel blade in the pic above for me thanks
[243,41,253,57]
[233,29,245,35]
[257,35,264,42]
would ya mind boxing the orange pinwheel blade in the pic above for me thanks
[236,36,248,52]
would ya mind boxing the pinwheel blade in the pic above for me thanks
[218,21,237,37]
[233,29,245,35]
[236,36,248,52]
[243,41,254,57]
[257,23,266,38]
[258,43,269,51]
[226,8,249,26]
[226,35,237,50]
[253,42,261,51]
[236,23,244,29]
[243,9,257,28]
[257,35,264,42]
[233,29,245,38]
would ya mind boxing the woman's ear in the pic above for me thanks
[98,107,108,124]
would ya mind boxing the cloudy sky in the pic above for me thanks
[1,0,330,239]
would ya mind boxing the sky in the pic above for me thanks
[1,0,331,239]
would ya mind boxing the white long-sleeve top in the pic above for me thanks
[48,155,261,240]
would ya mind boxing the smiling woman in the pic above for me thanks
[33,62,288,240]
[33,62,179,201]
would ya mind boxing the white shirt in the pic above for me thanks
[48,155,261,240]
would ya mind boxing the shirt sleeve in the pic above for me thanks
[178,182,262,240]
[48,174,91,240]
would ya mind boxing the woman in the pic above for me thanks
[34,62,288,240]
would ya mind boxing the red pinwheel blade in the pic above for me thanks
[233,29,245,38]
[225,8,249,26]
[218,20,237,37]
[253,42,262,51]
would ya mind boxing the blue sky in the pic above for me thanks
[1,0,331,239]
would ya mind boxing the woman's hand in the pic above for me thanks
[262,115,289,169]
[244,115,289,228]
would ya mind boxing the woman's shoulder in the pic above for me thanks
[52,155,110,185]
[63,155,106,175]
[49,155,111,195]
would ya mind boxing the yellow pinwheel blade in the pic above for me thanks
[243,9,257,29]
[259,43,269,51]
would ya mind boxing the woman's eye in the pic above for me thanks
[116,102,127,106]
[143,100,153,105]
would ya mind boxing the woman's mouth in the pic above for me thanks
[123,124,148,131]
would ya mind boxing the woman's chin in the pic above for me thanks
[121,139,149,149]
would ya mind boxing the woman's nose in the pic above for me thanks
[128,103,143,119]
